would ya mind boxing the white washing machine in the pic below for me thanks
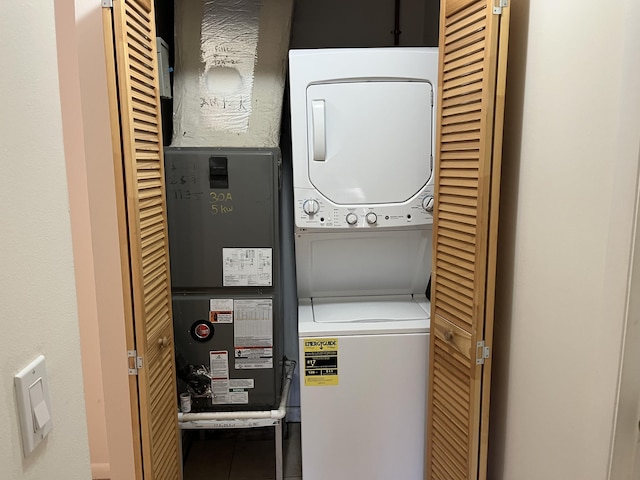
[289,48,438,480]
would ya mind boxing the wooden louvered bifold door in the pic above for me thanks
[108,0,181,478]
[427,0,510,479]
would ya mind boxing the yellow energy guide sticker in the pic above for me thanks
[304,338,338,386]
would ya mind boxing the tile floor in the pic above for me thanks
[182,422,302,480]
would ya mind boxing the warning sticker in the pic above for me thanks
[229,378,255,389]
[209,351,230,404]
[210,298,233,323]
[304,338,339,386]
[222,248,272,286]
[234,299,273,369]
[230,391,249,404]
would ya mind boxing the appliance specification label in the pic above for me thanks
[228,379,253,405]
[209,351,230,404]
[304,338,339,386]
[210,298,233,323]
[222,248,272,286]
[234,299,273,369]
[209,353,253,405]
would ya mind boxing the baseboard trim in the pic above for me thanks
[91,462,110,480]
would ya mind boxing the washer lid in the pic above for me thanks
[312,295,430,323]
[306,81,433,205]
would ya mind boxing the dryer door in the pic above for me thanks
[306,81,433,205]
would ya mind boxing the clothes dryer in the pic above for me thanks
[290,48,438,479]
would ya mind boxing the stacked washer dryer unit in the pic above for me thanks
[289,48,438,480]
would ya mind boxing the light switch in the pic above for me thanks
[30,379,51,430]
[14,355,53,456]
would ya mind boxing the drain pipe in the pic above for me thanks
[178,359,296,422]
[393,0,401,45]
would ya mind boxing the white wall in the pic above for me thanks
[0,1,91,479]
[489,0,640,479]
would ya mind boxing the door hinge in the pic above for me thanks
[493,0,508,14]
[476,341,490,365]
[128,350,143,375]
[102,0,113,8]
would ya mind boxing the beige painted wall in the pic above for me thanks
[489,0,640,479]
[0,0,92,478]
[62,0,140,478]
[56,0,110,476]
[608,1,640,477]
[610,153,640,478]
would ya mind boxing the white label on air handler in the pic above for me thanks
[210,298,233,323]
[234,299,273,369]
[210,351,230,404]
[222,248,272,286]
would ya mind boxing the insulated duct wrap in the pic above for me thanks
[173,0,294,147]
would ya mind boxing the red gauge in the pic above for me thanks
[190,320,214,342]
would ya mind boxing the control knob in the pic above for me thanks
[422,195,435,212]
[365,212,377,225]
[303,199,320,215]
[345,212,358,225]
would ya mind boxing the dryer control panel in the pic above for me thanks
[294,187,434,230]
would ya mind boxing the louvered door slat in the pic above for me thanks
[129,49,154,71]
[438,244,475,264]
[441,120,482,136]
[442,91,482,110]
[446,16,485,45]
[438,275,474,300]
[443,65,484,86]
[443,38,486,65]
[439,204,478,219]
[445,0,479,17]
[128,62,154,84]
[131,82,154,106]
[125,19,153,49]
[436,256,474,279]
[109,0,181,478]
[442,108,482,124]
[132,98,158,117]
[433,446,467,480]
[439,225,476,244]
[440,143,480,154]
[134,121,160,136]
[433,380,470,426]
[433,421,468,460]
[444,51,485,76]
[445,5,486,34]
[442,81,483,100]
[445,30,486,57]
[427,0,510,478]
[125,1,152,32]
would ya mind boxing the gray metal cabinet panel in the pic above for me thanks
[165,147,279,290]
[165,148,282,410]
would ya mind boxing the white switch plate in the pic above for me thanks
[14,355,53,456]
